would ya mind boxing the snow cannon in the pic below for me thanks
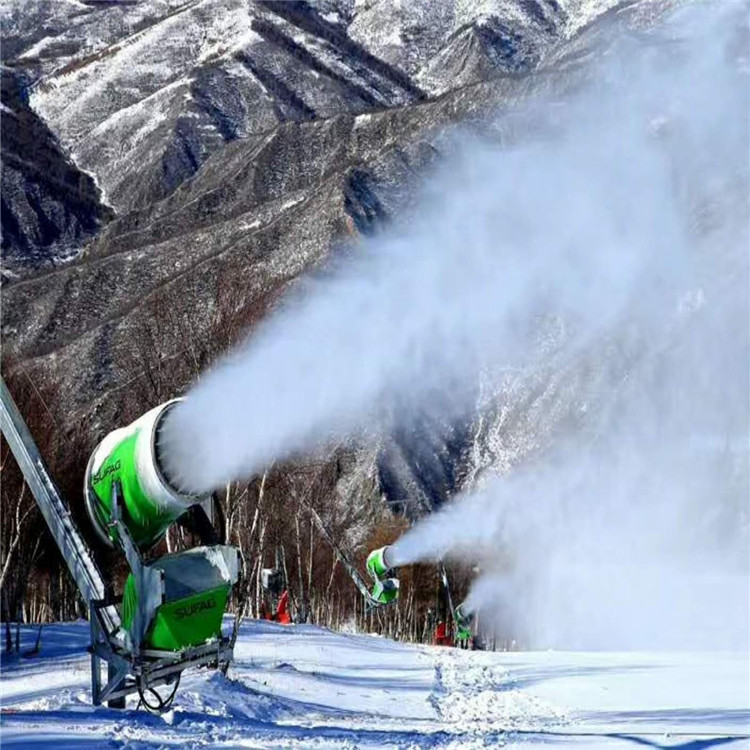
[454,603,474,647]
[84,400,199,550]
[365,546,400,606]
[84,400,239,656]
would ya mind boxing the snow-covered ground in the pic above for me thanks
[1,620,748,748]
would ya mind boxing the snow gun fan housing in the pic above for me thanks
[83,401,239,655]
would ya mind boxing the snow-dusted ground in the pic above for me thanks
[0,620,748,748]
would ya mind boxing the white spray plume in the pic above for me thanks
[161,2,748,646]
[386,3,749,650]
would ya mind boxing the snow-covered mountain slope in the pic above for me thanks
[0,0,634,214]
[0,67,113,278]
[0,620,748,748]
[2,1,680,513]
[0,0,709,518]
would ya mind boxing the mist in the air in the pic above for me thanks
[162,2,748,648]
[389,2,749,649]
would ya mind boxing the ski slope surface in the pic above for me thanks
[1,620,748,748]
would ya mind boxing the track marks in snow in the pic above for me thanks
[3,623,746,748]
[430,648,569,737]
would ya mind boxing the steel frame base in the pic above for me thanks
[89,600,233,709]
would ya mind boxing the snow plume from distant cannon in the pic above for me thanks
[387,3,749,649]
[160,2,748,646]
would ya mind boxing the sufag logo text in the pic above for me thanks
[93,460,121,485]
[174,598,217,620]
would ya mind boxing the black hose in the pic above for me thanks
[136,672,181,714]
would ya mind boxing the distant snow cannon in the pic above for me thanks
[454,603,474,648]
[83,400,239,668]
[365,546,400,606]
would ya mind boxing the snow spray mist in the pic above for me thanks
[389,2,749,650]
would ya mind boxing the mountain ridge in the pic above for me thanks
[1,0,678,517]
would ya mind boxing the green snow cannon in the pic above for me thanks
[84,400,239,652]
[84,400,199,550]
[366,546,400,606]
[454,603,474,646]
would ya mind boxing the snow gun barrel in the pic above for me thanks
[365,546,400,606]
[83,400,206,551]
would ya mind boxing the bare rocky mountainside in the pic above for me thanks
[2,0,677,521]
[1,67,113,273]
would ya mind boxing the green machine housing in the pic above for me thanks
[121,546,238,651]
[84,400,239,652]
